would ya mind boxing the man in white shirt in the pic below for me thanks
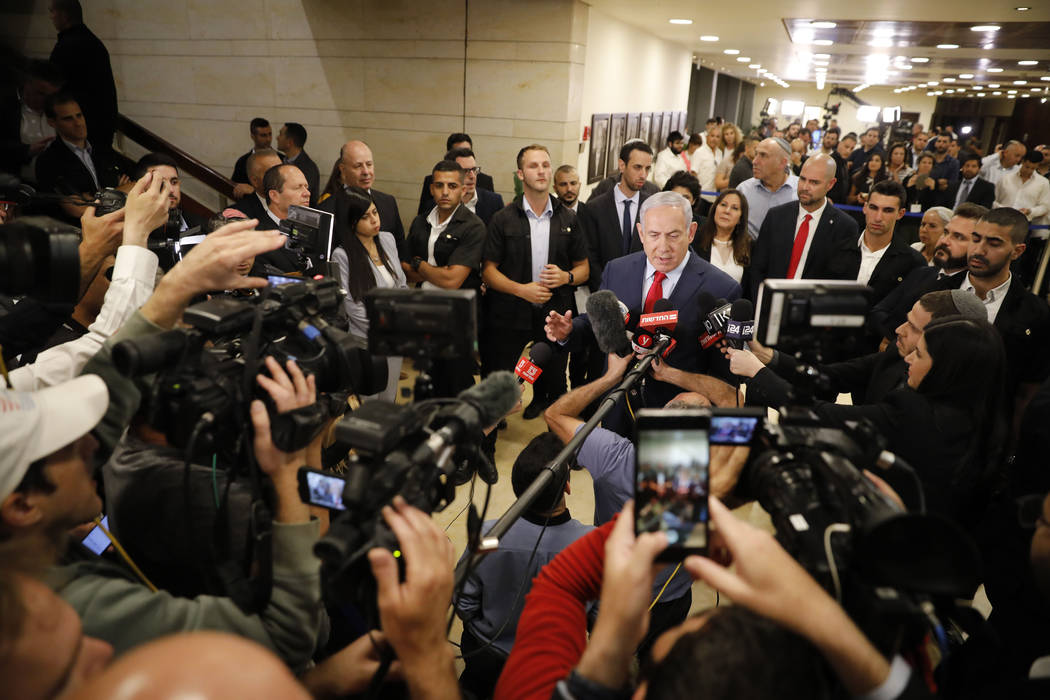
[995,151,1050,226]
[980,141,1027,186]
[736,137,799,239]
[652,130,688,188]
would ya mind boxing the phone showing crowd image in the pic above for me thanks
[634,409,710,561]
[297,467,347,511]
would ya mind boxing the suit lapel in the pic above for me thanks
[669,253,704,308]
[619,254,647,311]
[801,204,836,277]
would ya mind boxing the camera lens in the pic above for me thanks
[0,219,80,302]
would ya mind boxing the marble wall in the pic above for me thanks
[3,1,694,224]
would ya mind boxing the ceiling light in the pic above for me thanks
[977,92,986,96]
[816,75,826,90]
[943,77,956,82]
[988,67,1004,73]
[1042,76,1050,81]
[937,44,960,49]
[1019,60,1039,66]
[699,35,719,41]
[724,49,740,55]
[1014,80,1027,84]
[928,81,939,86]
[970,25,1001,32]
[993,91,1002,95]
[1008,89,1018,93]
[988,83,1000,88]
[736,57,751,62]
[1023,93,1031,97]
[957,86,967,91]
[814,39,834,46]
[809,21,837,29]
[960,73,974,79]
[669,19,693,25]
[927,92,936,97]
[1009,95,1016,98]
[946,89,955,93]
[748,64,761,69]
[869,39,893,48]
[911,57,930,63]
[757,68,767,73]
[1043,98,1048,104]
[813,53,831,59]
[1016,6,1031,10]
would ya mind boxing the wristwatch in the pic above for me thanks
[567,271,575,285]
[411,256,423,272]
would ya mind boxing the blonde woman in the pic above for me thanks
[714,123,744,191]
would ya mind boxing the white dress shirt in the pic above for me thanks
[694,145,724,202]
[856,232,890,287]
[708,239,744,283]
[960,273,1012,323]
[526,196,554,285]
[995,171,1050,227]
[789,198,828,279]
[979,153,1019,186]
[463,189,479,214]
[9,246,159,391]
[421,204,459,290]
[641,253,691,303]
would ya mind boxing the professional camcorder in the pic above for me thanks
[113,277,387,456]
[0,217,81,302]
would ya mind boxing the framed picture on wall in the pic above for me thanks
[639,112,652,147]
[649,112,664,152]
[626,113,640,142]
[606,113,627,178]
[588,113,610,184]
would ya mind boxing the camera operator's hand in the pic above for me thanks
[301,631,402,699]
[577,502,667,690]
[726,347,765,379]
[686,497,893,697]
[256,356,316,414]
[368,497,458,700]
[142,219,285,328]
[122,171,170,246]
[78,205,126,297]
[545,309,573,343]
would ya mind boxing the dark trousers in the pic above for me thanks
[637,589,692,662]
[480,309,567,405]
[430,356,478,398]
[459,626,508,700]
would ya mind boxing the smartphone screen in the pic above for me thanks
[634,410,709,559]
[81,515,111,555]
[710,414,761,445]
[298,468,347,511]
[268,274,303,286]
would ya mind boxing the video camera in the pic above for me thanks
[0,216,81,303]
[112,277,388,457]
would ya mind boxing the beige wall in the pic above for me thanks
[2,0,595,227]
[750,84,937,138]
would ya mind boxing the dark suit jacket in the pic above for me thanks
[34,138,121,225]
[229,196,302,273]
[288,150,320,207]
[320,186,408,262]
[417,188,504,226]
[994,279,1050,399]
[852,233,926,308]
[581,189,647,291]
[417,171,495,216]
[229,192,268,221]
[749,200,860,300]
[867,266,966,341]
[569,251,742,409]
[942,177,995,209]
[762,346,906,407]
[405,204,486,289]
[50,23,118,153]
[586,175,660,202]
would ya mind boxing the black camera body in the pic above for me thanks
[0,217,81,302]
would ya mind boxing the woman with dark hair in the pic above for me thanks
[330,186,407,401]
[905,153,939,212]
[691,189,751,288]
[729,316,1007,526]
[848,152,888,205]
[886,142,913,183]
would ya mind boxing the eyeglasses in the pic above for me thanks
[463,166,481,175]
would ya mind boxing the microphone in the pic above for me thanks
[586,290,633,357]
[725,299,755,350]
[700,297,732,348]
[515,342,553,385]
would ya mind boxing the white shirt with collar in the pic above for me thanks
[960,273,1012,323]
[421,204,459,290]
[995,171,1050,227]
[265,202,282,227]
[463,189,479,214]
[856,232,891,287]
[525,196,554,284]
[641,253,690,304]
[979,152,1020,186]
[62,137,99,190]
[789,198,828,279]
[613,184,640,245]
[20,98,54,146]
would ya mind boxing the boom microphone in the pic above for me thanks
[515,342,553,385]
[725,299,755,350]
[586,290,633,356]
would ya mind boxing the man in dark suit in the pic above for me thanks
[416,132,495,215]
[850,179,925,309]
[404,160,487,398]
[231,118,283,199]
[320,140,408,262]
[417,147,503,225]
[586,167,660,202]
[581,141,654,291]
[238,163,310,274]
[482,144,589,419]
[229,148,282,223]
[34,93,121,225]
[128,152,207,269]
[943,154,995,209]
[868,202,987,341]
[847,127,885,177]
[553,164,595,388]
[545,191,741,431]
[750,154,859,300]
[276,122,319,207]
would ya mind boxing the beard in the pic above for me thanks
[968,253,1008,278]
[933,245,967,270]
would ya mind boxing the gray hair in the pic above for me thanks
[925,206,953,227]
[639,191,693,230]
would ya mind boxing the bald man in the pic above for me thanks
[980,140,1027,186]
[736,137,800,239]
[229,148,282,223]
[749,153,859,299]
[320,140,407,260]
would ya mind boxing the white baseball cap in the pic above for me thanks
[0,375,109,501]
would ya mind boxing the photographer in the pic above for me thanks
[498,499,928,700]
[6,170,170,390]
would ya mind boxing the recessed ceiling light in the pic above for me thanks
[700,35,719,41]
[911,57,930,63]
[970,25,1001,32]
[1014,80,1027,85]
[809,21,837,29]
[813,39,834,46]
[1023,93,1031,97]
[977,92,986,96]
[724,49,740,55]
[869,39,893,47]
[748,64,760,69]
[943,77,956,82]
[1042,76,1050,81]
[937,44,960,49]
[1008,89,1018,93]
[929,81,939,86]
[736,57,751,62]
[960,73,974,79]
[1019,60,1039,66]
[988,83,1001,88]
[1008,95,1016,98]
[1016,6,1031,10]
[993,91,1002,95]
[813,53,831,59]
[946,89,956,93]
[987,67,1004,72]
[669,19,693,25]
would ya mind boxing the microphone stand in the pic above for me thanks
[453,336,670,586]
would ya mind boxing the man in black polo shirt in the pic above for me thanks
[481,144,589,419]
[404,159,486,398]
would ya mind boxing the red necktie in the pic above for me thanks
[644,271,667,314]
[786,214,812,279]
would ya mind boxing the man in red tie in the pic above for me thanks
[545,191,741,433]
[748,153,860,300]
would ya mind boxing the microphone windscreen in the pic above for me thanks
[697,292,717,318]
[528,341,554,367]
[652,298,674,313]
[586,290,631,355]
[457,371,521,427]
[730,298,754,321]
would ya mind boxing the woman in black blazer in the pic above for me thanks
[729,317,1007,526]
[685,186,753,295]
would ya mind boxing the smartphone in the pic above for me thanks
[81,515,112,555]
[634,409,710,560]
[709,408,765,446]
[297,467,347,511]
[267,274,303,286]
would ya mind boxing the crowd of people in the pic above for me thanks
[3,1,1050,698]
